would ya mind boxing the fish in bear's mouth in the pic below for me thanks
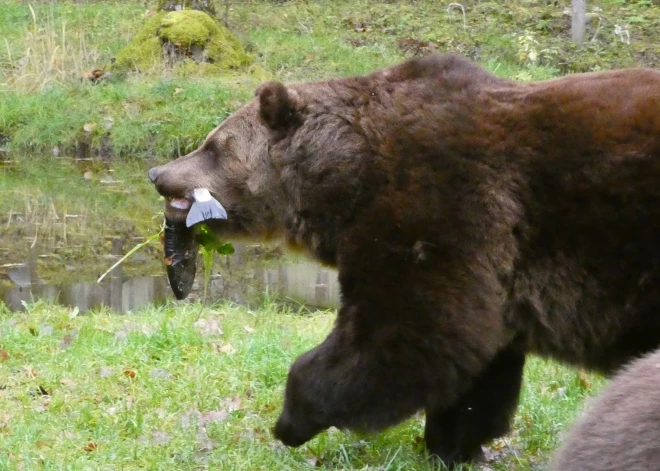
[165,189,227,225]
[162,188,228,300]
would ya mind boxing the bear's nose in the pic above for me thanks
[148,166,161,184]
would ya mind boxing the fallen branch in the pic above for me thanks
[97,224,164,283]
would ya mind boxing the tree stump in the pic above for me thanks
[158,0,216,16]
[113,9,251,75]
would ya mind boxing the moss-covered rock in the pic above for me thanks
[113,10,251,74]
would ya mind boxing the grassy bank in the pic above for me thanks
[0,301,605,470]
[3,0,660,159]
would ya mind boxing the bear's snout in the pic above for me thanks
[273,414,312,447]
[147,164,181,199]
[148,166,162,184]
[273,405,326,448]
[147,149,216,201]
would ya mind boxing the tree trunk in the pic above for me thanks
[158,0,216,15]
[572,0,586,45]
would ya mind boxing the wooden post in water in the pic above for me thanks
[572,0,586,45]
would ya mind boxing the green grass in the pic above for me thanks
[0,301,606,470]
[0,77,254,158]
[3,0,660,158]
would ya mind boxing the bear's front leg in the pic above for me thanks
[273,292,512,460]
[273,320,431,447]
[273,209,517,462]
[424,347,526,468]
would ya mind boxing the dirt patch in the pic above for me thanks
[397,38,438,56]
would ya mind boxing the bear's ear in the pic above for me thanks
[256,81,302,131]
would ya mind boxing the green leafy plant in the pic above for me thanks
[195,223,234,302]
[195,223,234,256]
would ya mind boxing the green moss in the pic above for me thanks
[160,9,214,46]
[113,10,251,75]
[173,58,222,76]
[113,12,167,72]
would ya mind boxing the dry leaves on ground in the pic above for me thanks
[122,368,137,379]
[59,329,79,350]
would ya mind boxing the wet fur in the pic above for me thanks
[550,348,660,471]
[149,53,660,467]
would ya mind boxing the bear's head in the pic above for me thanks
[148,81,307,241]
[149,77,379,266]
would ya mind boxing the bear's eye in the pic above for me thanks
[204,135,236,156]
[203,139,221,154]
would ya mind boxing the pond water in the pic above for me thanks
[0,240,340,314]
[1,155,340,313]
[260,260,340,309]
[0,241,171,313]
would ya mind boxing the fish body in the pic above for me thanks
[161,188,228,300]
[163,218,198,300]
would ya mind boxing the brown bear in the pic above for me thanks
[550,348,660,471]
[148,53,660,467]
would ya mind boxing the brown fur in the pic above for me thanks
[550,348,660,471]
[148,53,660,467]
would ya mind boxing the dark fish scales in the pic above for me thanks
[163,218,198,300]
[160,189,228,299]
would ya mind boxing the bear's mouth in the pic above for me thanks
[164,190,228,227]
[164,189,227,228]
[167,196,193,211]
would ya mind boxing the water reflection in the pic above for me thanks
[260,262,340,308]
[1,241,341,313]
[1,244,170,314]
[2,272,170,314]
